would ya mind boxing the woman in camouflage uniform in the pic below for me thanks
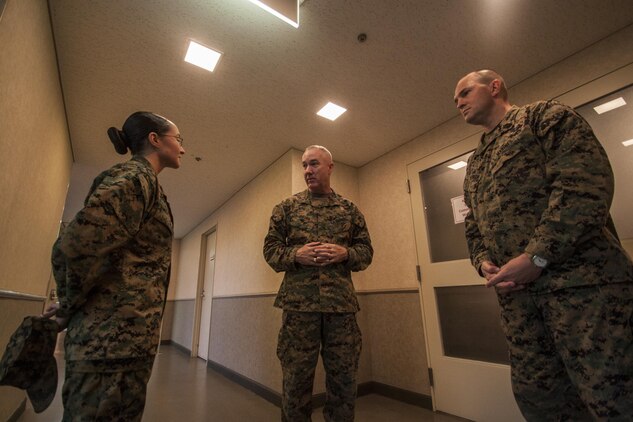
[49,111,184,421]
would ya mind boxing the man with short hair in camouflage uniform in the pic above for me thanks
[455,70,633,420]
[263,145,373,422]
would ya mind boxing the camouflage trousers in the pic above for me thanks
[277,311,362,422]
[62,359,153,422]
[497,282,633,421]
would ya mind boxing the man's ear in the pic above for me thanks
[490,79,501,97]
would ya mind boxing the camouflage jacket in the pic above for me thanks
[52,156,173,362]
[464,100,633,292]
[263,189,373,312]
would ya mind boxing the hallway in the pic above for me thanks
[19,345,466,422]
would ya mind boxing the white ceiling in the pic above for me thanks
[49,0,633,238]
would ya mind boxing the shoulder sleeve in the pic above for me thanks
[343,203,373,272]
[463,173,489,276]
[525,101,614,263]
[263,201,299,272]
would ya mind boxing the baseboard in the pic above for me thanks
[207,360,281,407]
[369,381,432,410]
[205,358,431,411]
[7,398,26,422]
[161,340,191,356]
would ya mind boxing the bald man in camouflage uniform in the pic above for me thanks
[264,145,373,422]
[52,155,174,421]
[455,70,633,420]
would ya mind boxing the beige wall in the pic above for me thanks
[175,149,294,300]
[0,0,72,295]
[0,0,72,419]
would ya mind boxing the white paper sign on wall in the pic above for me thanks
[451,195,470,224]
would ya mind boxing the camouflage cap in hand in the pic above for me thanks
[0,316,58,413]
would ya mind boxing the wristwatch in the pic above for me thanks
[530,254,548,269]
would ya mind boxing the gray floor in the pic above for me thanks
[19,345,467,421]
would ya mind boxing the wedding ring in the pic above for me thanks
[314,257,317,263]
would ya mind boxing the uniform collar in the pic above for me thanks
[298,189,340,207]
[480,105,519,149]
[131,155,158,176]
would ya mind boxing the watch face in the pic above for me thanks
[532,255,548,268]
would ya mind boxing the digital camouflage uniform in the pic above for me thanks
[464,100,633,421]
[52,156,173,422]
[263,189,373,422]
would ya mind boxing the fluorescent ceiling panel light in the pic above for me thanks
[448,161,467,170]
[622,139,633,147]
[248,0,299,28]
[317,102,347,121]
[593,97,626,114]
[184,41,222,72]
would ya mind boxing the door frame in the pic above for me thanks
[191,226,217,358]
[407,133,479,410]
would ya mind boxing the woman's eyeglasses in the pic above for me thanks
[160,133,184,146]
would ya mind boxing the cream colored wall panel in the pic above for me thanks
[175,224,212,300]
[213,151,294,296]
[510,26,633,108]
[291,149,306,194]
[176,150,293,300]
[0,0,72,295]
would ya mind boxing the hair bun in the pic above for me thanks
[107,127,129,155]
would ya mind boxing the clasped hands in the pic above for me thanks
[481,253,543,294]
[295,242,348,267]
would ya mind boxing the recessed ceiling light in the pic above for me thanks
[248,0,299,28]
[593,97,626,114]
[622,139,633,147]
[317,102,347,121]
[447,161,467,170]
[184,40,222,72]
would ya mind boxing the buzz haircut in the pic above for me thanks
[472,69,508,100]
[304,145,333,162]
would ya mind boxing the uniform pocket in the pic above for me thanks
[330,214,352,244]
[490,144,522,175]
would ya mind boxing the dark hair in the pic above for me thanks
[107,111,172,155]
